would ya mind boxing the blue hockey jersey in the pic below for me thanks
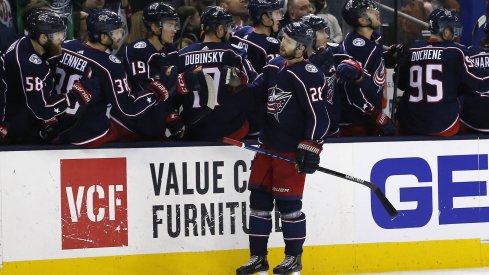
[178,42,256,141]
[230,31,280,73]
[246,57,330,152]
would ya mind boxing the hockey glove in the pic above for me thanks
[296,140,323,174]
[148,80,169,102]
[222,66,248,88]
[371,110,396,136]
[309,46,334,74]
[67,80,93,108]
[384,44,404,68]
[0,123,8,143]
[336,59,364,83]
[39,118,59,142]
[165,111,184,139]
[177,66,203,95]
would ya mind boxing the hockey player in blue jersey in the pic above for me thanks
[235,22,329,275]
[120,2,184,140]
[55,9,170,147]
[396,9,489,136]
[177,6,256,141]
[1,9,92,144]
[334,0,395,137]
[301,13,339,136]
[231,0,283,74]
[460,22,489,134]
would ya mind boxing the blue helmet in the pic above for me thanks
[248,0,281,22]
[200,6,233,32]
[342,0,378,27]
[282,22,315,48]
[143,2,179,29]
[27,9,67,39]
[300,14,329,32]
[428,9,462,38]
[86,9,123,41]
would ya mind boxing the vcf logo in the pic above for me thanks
[61,158,128,249]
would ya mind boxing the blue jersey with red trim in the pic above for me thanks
[120,39,179,138]
[178,42,256,141]
[246,57,329,152]
[337,31,386,124]
[3,36,70,142]
[397,40,489,134]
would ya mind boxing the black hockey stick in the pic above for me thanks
[222,137,398,217]
[472,15,486,45]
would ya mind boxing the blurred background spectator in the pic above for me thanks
[312,0,343,43]
[0,0,17,51]
[176,5,201,48]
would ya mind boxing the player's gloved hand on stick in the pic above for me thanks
[371,110,396,136]
[296,140,323,174]
[222,66,247,88]
[336,59,364,83]
[67,80,93,108]
[384,43,404,68]
[148,80,169,102]
[177,65,203,95]
[165,111,184,139]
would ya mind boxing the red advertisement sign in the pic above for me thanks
[61,158,128,249]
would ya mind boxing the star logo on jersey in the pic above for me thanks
[267,85,292,122]
[146,97,152,103]
[54,108,60,114]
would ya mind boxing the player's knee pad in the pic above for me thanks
[275,199,302,215]
[249,208,273,237]
[250,190,274,211]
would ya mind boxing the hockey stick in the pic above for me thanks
[222,137,398,217]
[472,15,486,45]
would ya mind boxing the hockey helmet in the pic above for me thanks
[428,9,463,38]
[201,6,233,32]
[300,14,329,32]
[282,22,315,48]
[248,0,282,22]
[342,0,378,27]
[86,9,123,41]
[143,2,180,30]
[27,9,67,40]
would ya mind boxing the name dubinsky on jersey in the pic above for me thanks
[247,56,329,151]
[397,40,489,134]
[178,42,256,141]
[56,40,158,144]
[337,31,385,124]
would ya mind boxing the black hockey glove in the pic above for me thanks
[336,59,364,83]
[165,111,184,139]
[0,123,8,143]
[39,118,59,142]
[177,66,203,95]
[148,80,169,102]
[222,66,248,88]
[296,140,323,174]
[384,44,404,68]
[371,110,396,136]
[309,46,334,74]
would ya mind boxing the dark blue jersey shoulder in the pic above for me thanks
[231,32,280,73]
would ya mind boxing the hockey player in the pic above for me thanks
[2,9,91,144]
[335,0,395,136]
[301,14,339,136]
[235,22,329,275]
[460,22,489,133]
[55,9,169,147]
[177,6,256,141]
[231,0,283,74]
[120,2,183,140]
[396,9,489,136]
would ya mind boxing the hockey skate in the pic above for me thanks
[236,255,269,275]
[273,254,302,275]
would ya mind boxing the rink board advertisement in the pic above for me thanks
[1,139,489,274]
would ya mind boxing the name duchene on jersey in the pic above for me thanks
[411,49,442,61]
